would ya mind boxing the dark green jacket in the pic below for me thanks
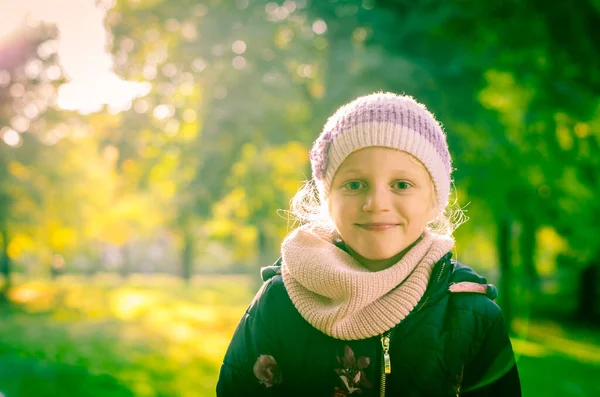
[217,253,521,396]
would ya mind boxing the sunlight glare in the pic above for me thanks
[0,0,150,114]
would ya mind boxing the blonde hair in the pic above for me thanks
[284,178,467,238]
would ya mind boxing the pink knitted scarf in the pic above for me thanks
[281,226,454,340]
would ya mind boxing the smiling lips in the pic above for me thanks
[356,223,399,231]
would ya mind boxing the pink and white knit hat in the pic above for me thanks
[309,92,452,211]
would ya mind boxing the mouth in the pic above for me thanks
[356,223,399,231]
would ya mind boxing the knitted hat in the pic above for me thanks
[309,92,452,211]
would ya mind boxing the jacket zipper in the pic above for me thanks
[380,330,392,397]
[407,260,449,321]
[378,258,450,397]
[437,261,446,282]
[454,364,464,396]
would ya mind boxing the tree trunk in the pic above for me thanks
[0,226,11,305]
[86,251,100,277]
[50,254,58,279]
[577,263,599,322]
[497,213,513,331]
[120,244,131,278]
[254,224,275,290]
[181,226,193,283]
[257,225,271,267]
[519,215,539,291]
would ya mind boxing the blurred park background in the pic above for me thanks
[0,0,599,396]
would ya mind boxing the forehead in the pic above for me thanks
[335,147,428,176]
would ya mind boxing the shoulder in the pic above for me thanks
[441,262,508,363]
[447,260,502,324]
[247,275,296,322]
[450,260,489,286]
[448,289,503,327]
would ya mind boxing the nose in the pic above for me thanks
[362,185,391,213]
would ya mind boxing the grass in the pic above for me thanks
[0,274,254,397]
[0,274,598,396]
[512,318,600,397]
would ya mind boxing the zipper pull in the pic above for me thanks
[381,334,391,374]
[454,364,464,396]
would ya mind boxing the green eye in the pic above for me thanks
[394,181,411,190]
[345,181,364,190]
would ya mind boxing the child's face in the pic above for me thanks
[328,147,436,270]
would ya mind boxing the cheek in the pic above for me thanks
[401,196,434,221]
[327,196,342,225]
[411,185,437,221]
[328,196,356,225]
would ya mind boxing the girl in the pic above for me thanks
[217,92,521,396]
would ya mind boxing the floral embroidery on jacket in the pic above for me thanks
[253,354,283,388]
[334,345,372,395]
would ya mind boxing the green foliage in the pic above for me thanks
[2,0,600,283]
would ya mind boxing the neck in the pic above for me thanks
[343,234,424,272]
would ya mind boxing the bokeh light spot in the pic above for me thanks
[181,22,197,41]
[232,40,247,54]
[0,70,11,87]
[297,64,313,77]
[193,4,208,17]
[145,28,160,42]
[192,58,207,73]
[120,37,135,52]
[153,104,172,120]
[312,19,327,35]
[37,39,59,60]
[283,1,297,13]
[134,99,149,114]
[23,103,40,119]
[352,27,368,44]
[179,82,194,96]
[143,65,157,80]
[182,109,197,123]
[45,65,62,81]
[25,59,44,79]
[11,115,30,132]
[362,0,375,10]
[10,83,25,98]
[232,56,246,70]
[164,119,180,136]
[1,127,21,147]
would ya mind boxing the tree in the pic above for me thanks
[0,21,63,300]
[106,0,330,278]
